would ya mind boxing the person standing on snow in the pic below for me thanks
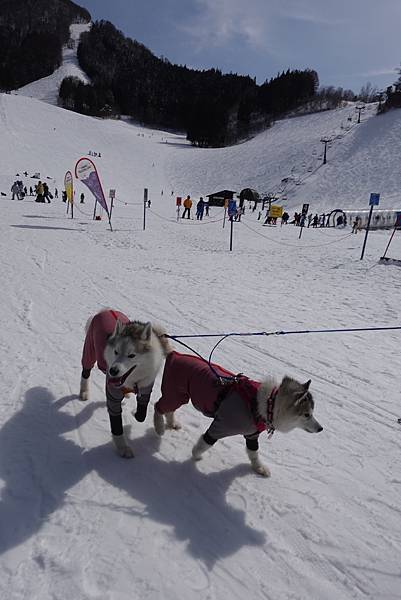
[196,197,205,220]
[80,193,85,204]
[36,181,45,203]
[43,182,51,203]
[11,182,19,200]
[182,195,192,219]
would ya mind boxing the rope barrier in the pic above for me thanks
[148,208,225,225]
[240,217,354,248]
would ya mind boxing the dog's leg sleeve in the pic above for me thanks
[153,408,166,436]
[79,369,91,401]
[134,394,150,423]
[192,432,216,461]
[245,437,270,477]
[166,411,181,430]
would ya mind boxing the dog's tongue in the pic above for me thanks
[108,376,123,387]
[108,365,136,387]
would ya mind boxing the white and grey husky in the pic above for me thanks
[79,309,171,458]
[153,351,323,477]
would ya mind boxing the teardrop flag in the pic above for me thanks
[75,157,109,214]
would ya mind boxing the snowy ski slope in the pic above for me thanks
[15,23,91,105]
[0,84,401,600]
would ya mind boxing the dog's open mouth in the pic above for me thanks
[108,365,136,387]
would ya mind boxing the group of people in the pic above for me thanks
[10,177,89,205]
[289,211,333,228]
[34,181,53,203]
[181,196,210,220]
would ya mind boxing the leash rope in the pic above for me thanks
[162,326,401,423]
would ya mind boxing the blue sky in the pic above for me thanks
[79,0,401,92]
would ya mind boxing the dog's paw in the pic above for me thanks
[251,462,271,477]
[167,421,182,430]
[79,389,89,401]
[153,410,165,436]
[166,414,181,430]
[191,448,203,461]
[117,445,135,459]
[191,436,210,461]
[112,434,134,458]
[79,378,89,401]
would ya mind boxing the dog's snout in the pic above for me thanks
[317,425,323,433]
[109,366,119,377]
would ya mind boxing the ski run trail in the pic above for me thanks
[1,30,401,600]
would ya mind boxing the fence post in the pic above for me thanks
[143,188,148,231]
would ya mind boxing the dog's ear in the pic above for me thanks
[111,319,124,339]
[294,390,308,406]
[141,322,152,341]
[303,379,311,391]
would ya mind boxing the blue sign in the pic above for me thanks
[369,193,380,206]
[227,200,237,217]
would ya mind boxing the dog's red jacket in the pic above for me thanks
[155,352,265,438]
[81,309,129,374]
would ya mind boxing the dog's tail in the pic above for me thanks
[152,324,173,356]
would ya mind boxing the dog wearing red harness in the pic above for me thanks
[80,309,171,458]
[154,351,323,476]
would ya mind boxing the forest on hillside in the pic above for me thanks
[59,20,323,147]
[0,0,90,89]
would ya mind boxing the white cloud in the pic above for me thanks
[360,68,397,77]
[178,0,278,51]
[179,0,346,53]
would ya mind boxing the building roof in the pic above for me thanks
[239,188,260,201]
[206,190,236,198]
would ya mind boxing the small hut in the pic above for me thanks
[239,188,260,208]
[206,190,236,207]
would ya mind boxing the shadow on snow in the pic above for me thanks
[0,387,266,567]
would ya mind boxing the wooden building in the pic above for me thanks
[206,190,236,207]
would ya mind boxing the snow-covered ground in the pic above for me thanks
[1,89,401,600]
[15,23,90,105]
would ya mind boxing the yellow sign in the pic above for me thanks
[224,199,229,208]
[269,205,283,218]
[64,171,74,203]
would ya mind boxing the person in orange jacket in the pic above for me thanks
[182,195,192,219]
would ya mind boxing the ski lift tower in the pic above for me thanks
[320,137,332,165]
[355,105,365,123]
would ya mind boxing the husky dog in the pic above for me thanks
[80,309,171,458]
[153,351,322,476]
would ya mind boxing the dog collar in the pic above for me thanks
[265,387,277,437]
